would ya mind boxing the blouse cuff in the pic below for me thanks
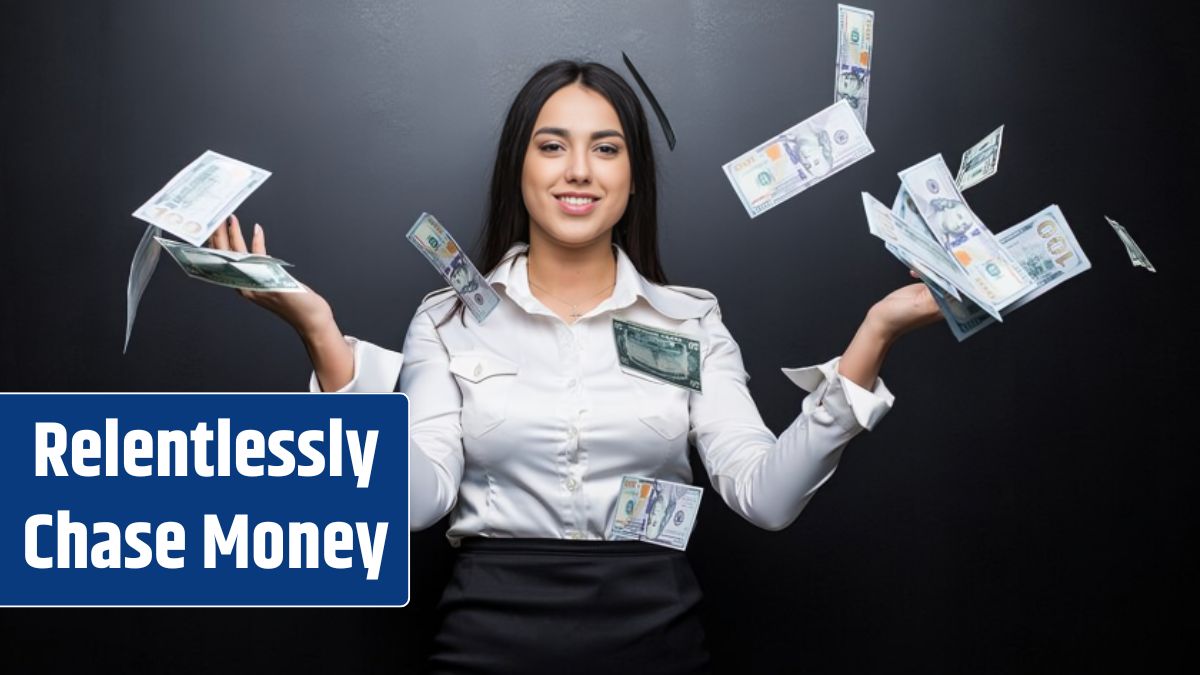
[307,336,405,393]
[780,355,895,432]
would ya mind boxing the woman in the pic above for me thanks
[208,60,941,673]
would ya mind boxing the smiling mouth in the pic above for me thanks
[556,195,599,205]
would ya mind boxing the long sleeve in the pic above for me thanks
[396,311,465,530]
[688,304,895,531]
[306,315,464,531]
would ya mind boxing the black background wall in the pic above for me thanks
[2,1,1194,672]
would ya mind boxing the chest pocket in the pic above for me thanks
[448,352,520,438]
[621,367,690,441]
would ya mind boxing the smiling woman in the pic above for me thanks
[204,59,942,674]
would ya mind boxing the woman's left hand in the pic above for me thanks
[864,274,943,342]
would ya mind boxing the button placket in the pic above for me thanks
[557,321,590,533]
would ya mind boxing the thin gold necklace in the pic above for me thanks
[527,273,615,322]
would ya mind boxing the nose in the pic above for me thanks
[563,145,591,184]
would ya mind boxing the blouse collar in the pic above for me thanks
[487,242,712,321]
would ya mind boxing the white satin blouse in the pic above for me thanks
[310,243,894,545]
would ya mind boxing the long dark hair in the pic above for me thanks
[440,59,666,324]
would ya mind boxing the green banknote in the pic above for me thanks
[612,318,702,392]
[156,237,302,293]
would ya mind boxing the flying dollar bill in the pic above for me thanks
[1104,215,1156,273]
[608,475,703,551]
[156,237,303,292]
[835,4,874,130]
[898,154,1033,311]
[612,318,702,392]
[124,225,163,353]
[956,125,1004,190]
[723,99,874,218]
[133,151,271,246]
[927,205,1091,341]
[405,212,501,324]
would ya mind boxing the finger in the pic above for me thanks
[251,223,267,255]
[228,214,248,253]
[909,269,920,279]
[211,216,230,250]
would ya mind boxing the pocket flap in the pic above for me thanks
[638,412,688,440]
[448,353,520,383]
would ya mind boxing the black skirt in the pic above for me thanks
[426,537,711,674]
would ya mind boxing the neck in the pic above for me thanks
[526,230,617,297]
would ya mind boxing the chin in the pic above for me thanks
[534,214,616,248]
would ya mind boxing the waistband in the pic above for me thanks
[458,537,684,557]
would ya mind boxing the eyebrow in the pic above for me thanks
[533,127,625,141]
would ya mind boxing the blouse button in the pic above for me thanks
[566,477,578,491]
[566,378,577,388]
[567,531,583,540]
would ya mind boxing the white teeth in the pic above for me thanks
[559,196,596,206]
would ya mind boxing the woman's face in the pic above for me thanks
[522,83,632,250]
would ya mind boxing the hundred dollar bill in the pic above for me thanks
[612,318,702,392]
[929,205,1091,341]
[611,476,654,541]
[641,479,703,550]
[889,187,1003,321]
[723,99,874,218]
[133,151,271,246]
[608,475,703,551]
[898,154,1033,311]
[406,212,501,323]
[1104,215,1156,273]
[890,187,1011,321]
[955,125,1004,190]
[863,192,966,302]
[887,189,966,302]
[156,237,303,292]
[835,4,875,130]
[124,225,163,354]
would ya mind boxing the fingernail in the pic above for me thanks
[254,223,262,233]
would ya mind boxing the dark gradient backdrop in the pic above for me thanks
[2,1,1194,672]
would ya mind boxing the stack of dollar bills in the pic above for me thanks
[862,150,1091,341]
[125,150,296,352]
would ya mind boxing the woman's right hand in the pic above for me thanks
[207,214,335,339]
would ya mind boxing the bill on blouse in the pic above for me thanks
[156,237,303,293]
[124,225,163,354]
[132,150,271,246]
[927,205,1091,341]
[608,475,703,551]
[835,4,874,130]
[955,125,1004,190]
[898,154,1033,311]
[613,318,703,392]
[611,476,654,541]
[406,212,501,324]
[723,99,874,218]
[1104,215,1156,273]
